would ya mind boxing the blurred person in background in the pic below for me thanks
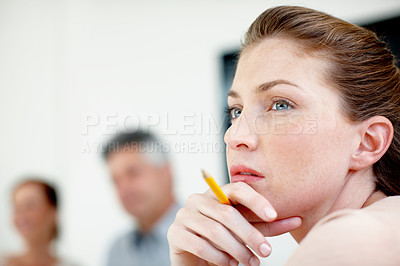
[2,179,75,266]
[103,130,179,266]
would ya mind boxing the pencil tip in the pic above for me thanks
[201,169,210,179]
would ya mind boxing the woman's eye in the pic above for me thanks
[231,108,241,119]
[225,107,241,120]
[271,99,292,110]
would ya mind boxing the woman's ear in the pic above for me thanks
[349,116,394,171]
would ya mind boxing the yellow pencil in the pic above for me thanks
[202,169,232,205]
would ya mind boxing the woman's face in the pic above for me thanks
[225,38,359,222]
[13,183,56,243]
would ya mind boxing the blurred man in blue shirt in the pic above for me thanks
[103,130,179,266]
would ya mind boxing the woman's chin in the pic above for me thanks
[21,232,41,243]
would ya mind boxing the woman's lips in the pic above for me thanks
[230,164,265,183]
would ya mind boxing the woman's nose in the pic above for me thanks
[224,115,258,151]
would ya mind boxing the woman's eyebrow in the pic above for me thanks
[227,90,239,98]
[227,79,300,99]
[256,79,300,93]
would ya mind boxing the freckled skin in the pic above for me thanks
[225,38,359,240]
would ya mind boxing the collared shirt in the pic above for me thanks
[106,203,180,266]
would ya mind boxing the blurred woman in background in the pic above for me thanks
[2,179,71,266]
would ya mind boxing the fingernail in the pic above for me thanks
[229,259,238,266]
[264,207,277,220]
[249,256,259,266]
[282,216,302,226]
[259,243,272,257]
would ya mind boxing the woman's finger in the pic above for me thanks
[182,208,260,265]
[168,220,237,266]
[221,182,278,222]
[194,193,273,258]
[252,216,302,236]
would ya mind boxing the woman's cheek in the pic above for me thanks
[258,123,339,215]
[266,110,315,134]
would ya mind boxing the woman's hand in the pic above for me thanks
[167,182,302,266]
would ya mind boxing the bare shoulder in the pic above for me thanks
[286,204,400,266]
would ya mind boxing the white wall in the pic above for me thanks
[1,0,399,265]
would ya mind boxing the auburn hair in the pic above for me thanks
[242,6,400,196]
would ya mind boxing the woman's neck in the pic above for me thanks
[22,239,56,264]
[362,189,387,207]
[290,167,387,243]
